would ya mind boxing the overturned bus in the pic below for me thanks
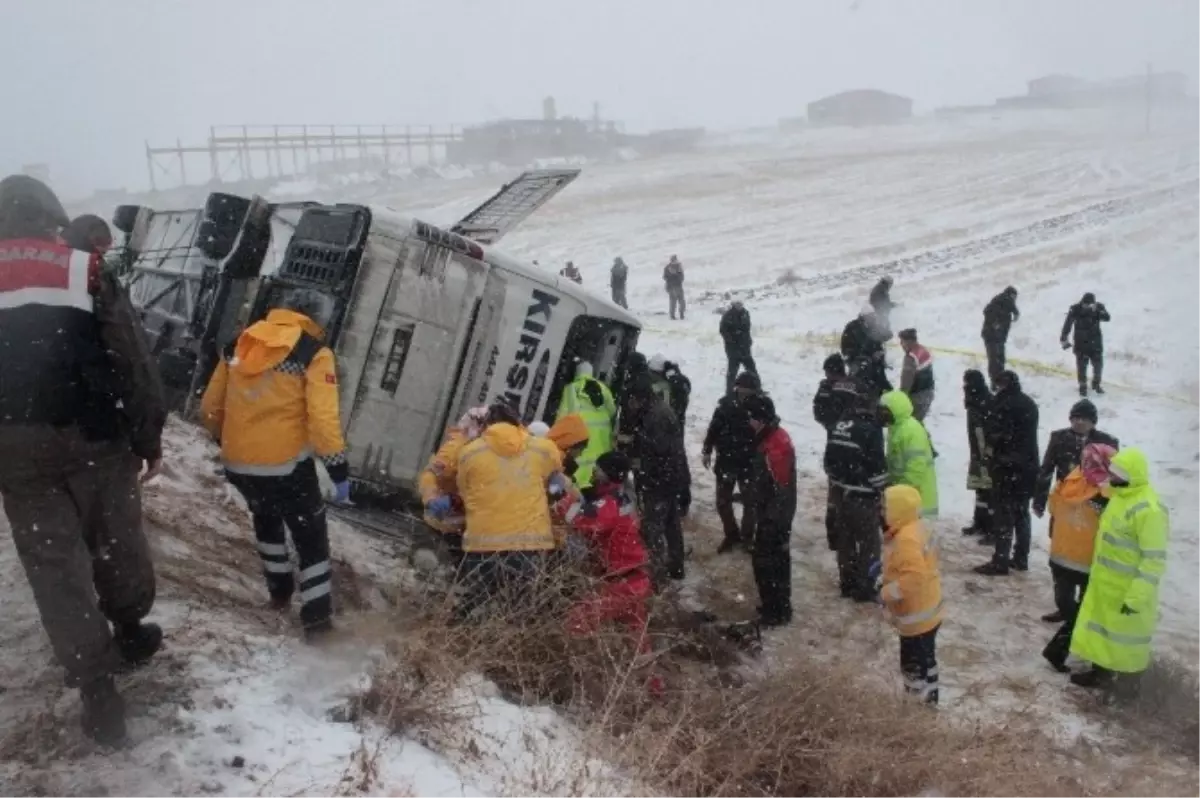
[112,170,640,507]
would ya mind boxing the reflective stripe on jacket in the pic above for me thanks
[200,309,346,479]
[881,485,943,636]
[1070,448,1168,674]
[555,376,616,487]
[1047,467,1103,573]
[881,391,939,517]
[448,422,563,552]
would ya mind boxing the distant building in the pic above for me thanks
[1000,71,1193,109]
[1027,74,1088,97]
[807,89,913,127]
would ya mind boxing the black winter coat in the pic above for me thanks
[985,381,1040,498]
[664,364,691,425]
[982,291,1020,342]
[964,394,992,489]
[823,407,888,497]
[869,279,893,312]
[1060,302,1110,353]
[703,394,755,475]
[1032,427,1119,511]
[719,305,753,352]
[840,317,883,363]
[813,374,864,433]
[632,398,690,495]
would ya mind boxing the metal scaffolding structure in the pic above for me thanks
[145,124,463,190]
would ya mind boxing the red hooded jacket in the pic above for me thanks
[556,482,647,578]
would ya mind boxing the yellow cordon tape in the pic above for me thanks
[645,323,1197,407]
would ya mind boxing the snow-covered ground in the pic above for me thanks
[8,107,1197,792]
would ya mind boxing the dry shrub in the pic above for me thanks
[351,563,1118,797]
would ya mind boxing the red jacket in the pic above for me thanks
[555,482,647,578]
[754,424,798,529]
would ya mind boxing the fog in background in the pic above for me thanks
[1,0,1195,197]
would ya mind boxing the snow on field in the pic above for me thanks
[12,107,1197,792]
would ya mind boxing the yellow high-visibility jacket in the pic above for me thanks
[200,309,346,479]
[881,484,944,637]
[444,422,563,553]
[1047,467,1105,574]
[418,428,469,534]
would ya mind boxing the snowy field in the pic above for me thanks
[2,108,1197,793]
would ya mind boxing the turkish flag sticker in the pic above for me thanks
[325,373,337,385]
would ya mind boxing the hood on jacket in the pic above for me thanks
[481,422,530,458]
[232,309,324,376]
[880,390,914,424]
[962,368,990,408]
[1108,447,1150,494]
[884,484,922,532]
[996,369,1022,393]
[547,413,589,452]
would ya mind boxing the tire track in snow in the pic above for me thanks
[696,179,1199,303]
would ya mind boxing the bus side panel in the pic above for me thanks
[344,240,487,491]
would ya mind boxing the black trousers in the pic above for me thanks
[454,551,546,622]
[899,624,940,705]
[984,337,1007,383]
[1075,349,1103,388]
[824,479,838,550]
[725,349,759,394]
[226,459,333,629]
[715,469,756,543]
[1043,563,1090,665]
[611,284,627,309]
[642,489,685,582]
[991,491,1031,568]
[972,489,993,534]
[834,490,881,596]
[752,518,792,622]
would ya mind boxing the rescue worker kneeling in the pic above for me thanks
[554,451,653,653]
[878,484,943,706]
[201,291,348,640]
[420,406,490,562]
[435,401,565,620]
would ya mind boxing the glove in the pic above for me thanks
[332,480,352,504]
[426,495,453,519]
[1120,604,1137,616]
[1061,340,1072,351]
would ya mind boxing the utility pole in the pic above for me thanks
[1145,61,1153,135]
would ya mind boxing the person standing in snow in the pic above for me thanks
[1040,442,1114,674]
[981,286,1020,385]
[719,300,758,394]
[974,370,1040,576]
[554,361,617,488]
[625,375,690,582]
[0,175,166,746]
[841,306,893,397]
[961,369,994,539]
[813,355,865,550]
[823,392,889,600]
[869,276,896,328]
[745,394,797,627]
[610,257,629,309]
[703,370,762,553]
[663,255,686,320]
[1069,448,1168,689]
[897,328,935,423]
[1032,399,1118,621]
[879,484,943,706]
[201,290,349,640]
[649,356,693,513]
[560,261,582,284]
[1060,292,1110,397]
[879,391,939,518]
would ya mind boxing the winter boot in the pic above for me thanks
[115,622,163,667]
[304,618,335,643]
[716,536,741,554]
[1042,640,1070,674]
[269,593,292,612]
[1041,610,1064,623]
[974,561,1010,576]
[1070,667,1113,689]
[80,676,127,746]
[1078,384,1088,397]
[1092,383,1105,395]
[961,524,980,535]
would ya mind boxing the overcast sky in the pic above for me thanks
[1,0,1195,197]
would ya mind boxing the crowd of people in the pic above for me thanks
[0,171,1169,747]
[557,254,691,319]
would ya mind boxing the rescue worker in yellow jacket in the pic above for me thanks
[1041,442,1115,673]
[1069,448,1169,688]
[419,406,489,536]
[555,361,616,487]
[434,400,565,619]
[200,293,347,639]
[878,484,944,705]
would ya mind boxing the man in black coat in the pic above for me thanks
[1060,292,1110,396]
[744,394,797,627]
[626,374,690,582]
[1032,398,1118,622]
[981,286,1020,385]
[813,354,866,550]
[841,308,892,397]
[703,371,761,553]
[869,276,896,322]
[975,370,1039,575]
[823,391,888,600]
[719,300,758,394]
